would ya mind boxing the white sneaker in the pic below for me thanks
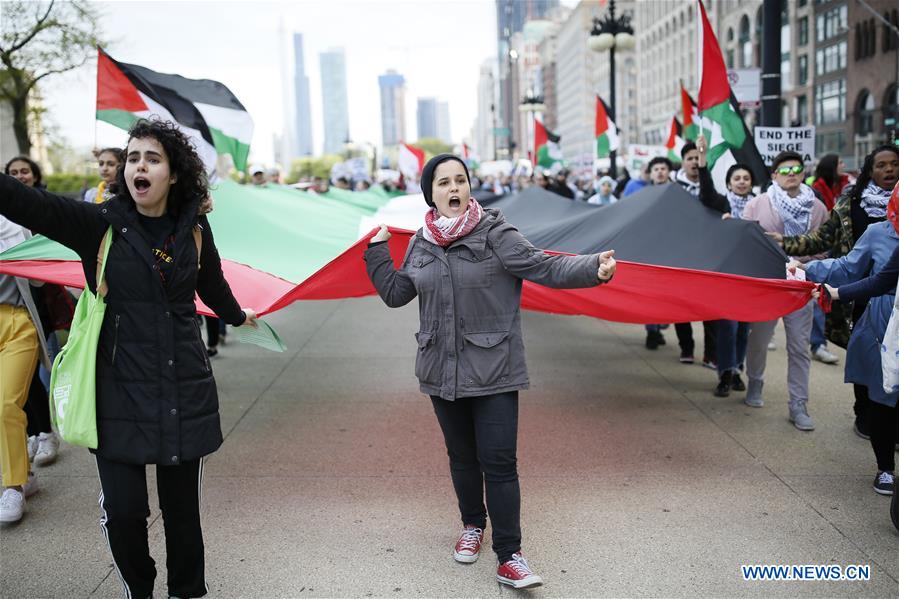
[27,436,38,461]
[812,346,839,364]
[34,432,59,466]
[22,473,38,498]
[767,340,776,351]
[0,488,25,523]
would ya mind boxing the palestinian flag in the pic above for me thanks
[96,48,253,174]
[397,142,425,177]
[695,2,770,189]
[1,179,813,325]
[665,116,685,162]
[681,82,700,142]
[461,142,480,171]
[534,118,562,168]
[594,95,619,159]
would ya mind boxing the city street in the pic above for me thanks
[2,296,897,598]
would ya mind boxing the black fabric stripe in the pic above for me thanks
[480,185,788,279]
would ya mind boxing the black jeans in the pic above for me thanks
[204,316,220,348]
[431,391,521,563]
[25,368,52,436]
[95,455,208,599]
[869,400,898,472]
[675,321,717,359]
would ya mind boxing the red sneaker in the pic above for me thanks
[496,552,543,589]
[453,525,484,563]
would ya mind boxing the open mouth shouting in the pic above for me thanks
[448,195,461,209]
[132,176,151,196]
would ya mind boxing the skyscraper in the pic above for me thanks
[320,48,350,155]
[495,0,559,156]
[417,97,438,139]
[378,70,406,147]
[436,101,452,144]
[293,33,313,157]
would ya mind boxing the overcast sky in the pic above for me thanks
[40,0,542,165]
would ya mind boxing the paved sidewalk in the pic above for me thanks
[2,297,897,598]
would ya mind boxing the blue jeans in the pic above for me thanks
[716,319,749,376]
[810,304,827,351]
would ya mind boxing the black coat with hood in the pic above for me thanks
[0,174,245,465]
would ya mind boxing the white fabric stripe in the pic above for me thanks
[193,103,254,143]
[95,463,133,599]
[135,92,220,178]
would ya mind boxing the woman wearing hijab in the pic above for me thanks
[586,175,618,205]
[794,182,899,496]
[364,154,616,589]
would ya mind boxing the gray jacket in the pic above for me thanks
[364,208,604,400]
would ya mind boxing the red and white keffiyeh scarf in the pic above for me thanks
[422,197,483,247]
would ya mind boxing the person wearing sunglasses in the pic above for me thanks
[768,145,899,440]
[741,151,829,430]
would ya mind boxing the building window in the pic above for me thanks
[798,54,808,85]
[816,41,847,75]
[799,17,809,46]
[799,0,807,6]
[739,15,752,68]
[797,95,808,125]
[857,90,875,136]
[755,7,763,67]
[815,79,846,125]
[885,85,899,128]
[816,131,846,156]
[726,48,735,68]
[816,5,847,43]
[727,27,734,42]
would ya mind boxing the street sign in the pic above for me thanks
[493,127,510,136]
[728,68,761,106]
[754,126,815,165]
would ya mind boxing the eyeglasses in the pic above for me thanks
[775,165,804,176]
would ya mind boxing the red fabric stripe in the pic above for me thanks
[697,0,731,110]
[96,48,147,113]
[595,95,608,137]
[0,229,814,322]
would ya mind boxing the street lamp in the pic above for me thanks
[519,93,546,167]
[589,0,635,178]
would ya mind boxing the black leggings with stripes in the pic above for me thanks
[95,455,207,599]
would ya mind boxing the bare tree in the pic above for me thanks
[0,1,104,155]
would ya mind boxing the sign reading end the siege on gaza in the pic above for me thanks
[754,126,816,166]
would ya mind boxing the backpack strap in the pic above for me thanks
[193,225,203,270]
[95,227,114,298]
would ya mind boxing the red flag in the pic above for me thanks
[533,117,547,167]
[697,0,730,111]
[398,142,425,176]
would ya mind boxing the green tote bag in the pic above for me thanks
[49,227,113,449]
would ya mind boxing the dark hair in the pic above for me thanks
[680,141,698,159]
[4,155,43,188]
[771,151,803,170]
[648,156,673,171]
[97,147,125,164]
[726,163,755,187]
[814,154,839,188]
[115,118,208,215]
[848,144,899,205]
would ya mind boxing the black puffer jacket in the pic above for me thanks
[0,174,244,465]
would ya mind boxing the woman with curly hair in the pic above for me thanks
[0,118,257,598]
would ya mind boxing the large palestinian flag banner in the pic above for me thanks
[0,179,813,325]
[96,48,253,174]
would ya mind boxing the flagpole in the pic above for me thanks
[696,0,704,141]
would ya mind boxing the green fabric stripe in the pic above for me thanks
[209,127,251,171]
[684,123,699,141]
[701,100,747,167]
[96,109,141,132]
[0,236,78,260]
[595,134,610,158]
